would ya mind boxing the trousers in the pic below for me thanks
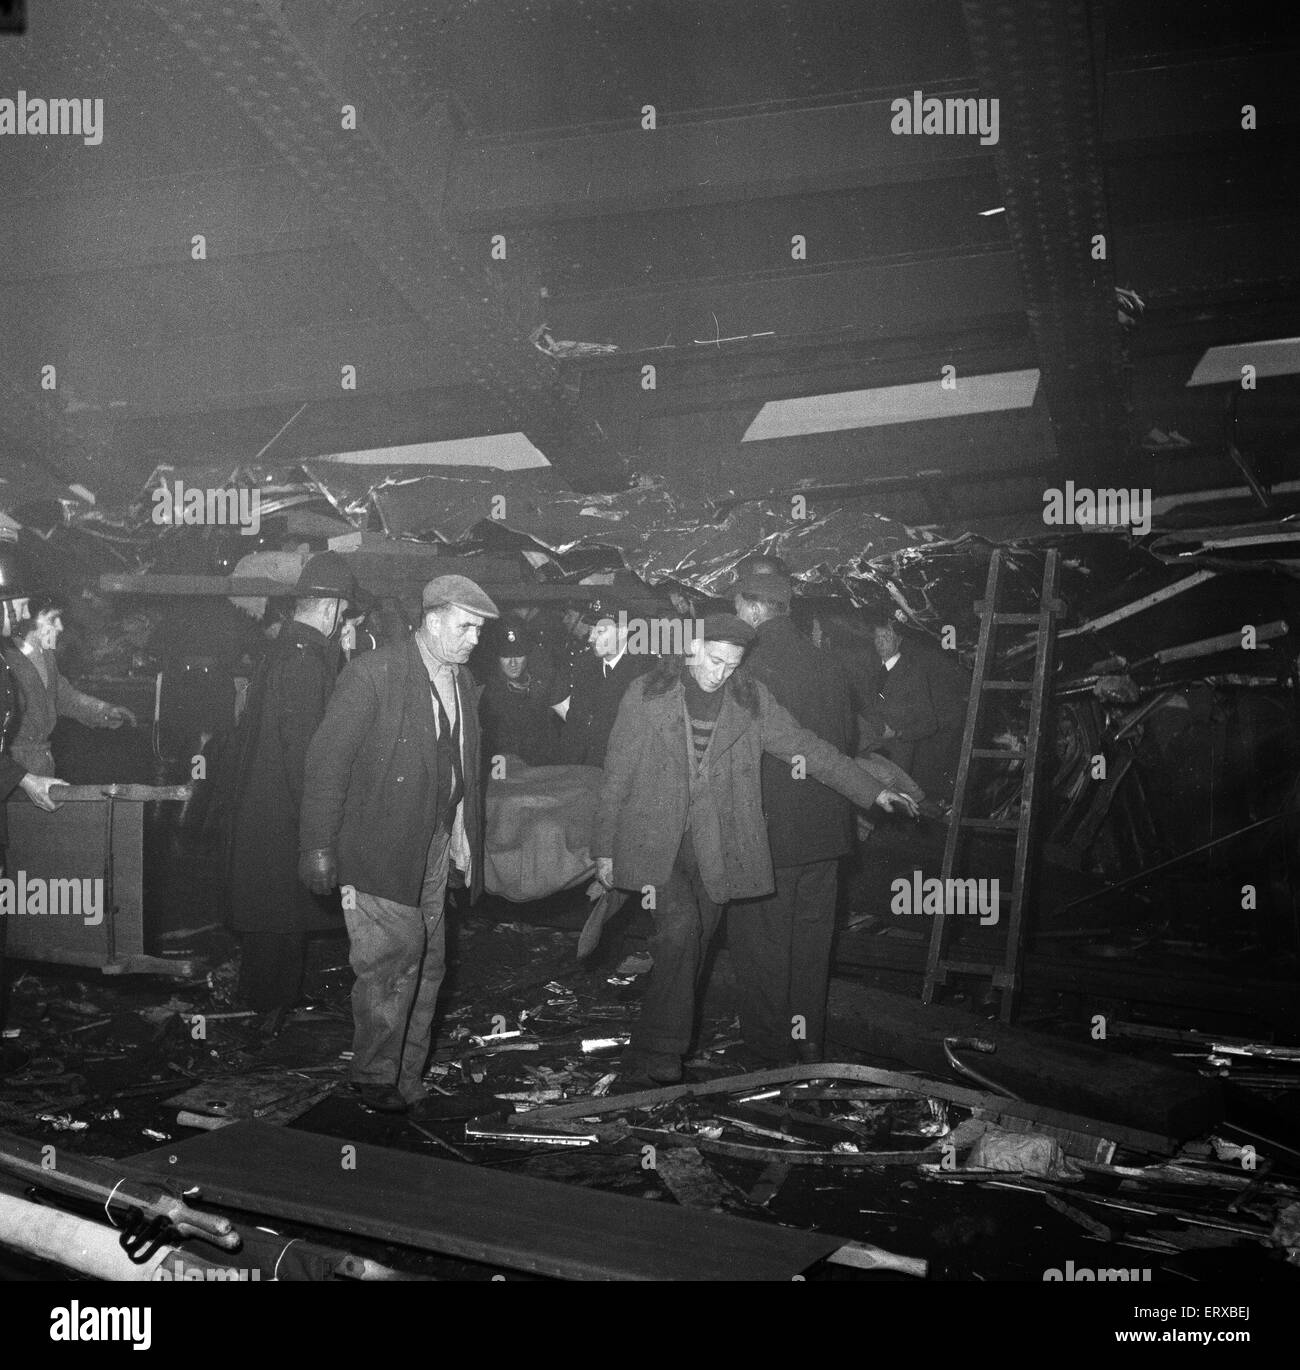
[343,826,451,1098]
[727,858,838,1060]
[629,831,724,1060]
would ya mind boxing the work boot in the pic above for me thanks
[644,1054,683,1085]
[624,1052,683,1085]
[353,1083,409,1115]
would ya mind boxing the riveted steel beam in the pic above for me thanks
[146,0,628,490]
[960,0,1132,474]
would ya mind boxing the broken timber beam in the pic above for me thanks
[508,1064,1176,1157]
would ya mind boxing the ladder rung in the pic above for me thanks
[990,613,1040,624]
[959,816,1021,831]
[935,960,1011,979]
[982,680,1030,691]
[970,748,1023,758]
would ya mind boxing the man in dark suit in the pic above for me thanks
[226,553,360,1020]
[299,575,497,1115]
[862,616,972,802]
[731,572,856,1064]
[554,597,649,766]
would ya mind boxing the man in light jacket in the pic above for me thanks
[594,614,918,1084]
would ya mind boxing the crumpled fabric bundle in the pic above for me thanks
[483,759,603,902]
[967,1128,1084,1180]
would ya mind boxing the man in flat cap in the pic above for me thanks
[299,574,498,1114]
[225,552,361,1025]
[595,614,918,1084]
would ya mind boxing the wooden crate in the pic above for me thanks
[4,785,194,976]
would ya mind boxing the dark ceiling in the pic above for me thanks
[1,0,1297,530]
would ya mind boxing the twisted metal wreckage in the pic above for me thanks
[1,463,1298,1279]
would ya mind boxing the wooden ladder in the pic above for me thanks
[921,548,1063,1021]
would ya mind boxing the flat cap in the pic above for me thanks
[699,613,756,648]
[735,571,792,603]
[421,574,500,618]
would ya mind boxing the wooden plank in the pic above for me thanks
[122,1121,844,1281]
[19,784,192,804]
[100,572,295,598]
[99,571,663,608]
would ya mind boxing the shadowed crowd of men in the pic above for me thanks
[1,543,970,1112]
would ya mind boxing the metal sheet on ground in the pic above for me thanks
[122,1121,843,1281]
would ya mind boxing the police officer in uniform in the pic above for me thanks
[478,621,560,767]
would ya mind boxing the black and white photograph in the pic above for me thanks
[0,0,1297,1337]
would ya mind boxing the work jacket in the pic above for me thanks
[595,673,889,905]
[300,635,485,906]
[2,645,108,777]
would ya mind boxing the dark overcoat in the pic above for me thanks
[480,665,559,767]
[227,621,341,934]
[595,673,889,905]
[299,635,485,906]
[741,617,855,867]
[864,641,972,799]
[559,651,649,767]
[0,652,27,849]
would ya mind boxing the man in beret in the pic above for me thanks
[299,574,498,1114]
[595,614,918,1084]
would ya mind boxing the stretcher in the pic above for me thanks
[482,752,924,955]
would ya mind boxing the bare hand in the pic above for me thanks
[103,706,137,729]
[875,788,919,818]
[595,856,614,888]
[298,848,339,896]
[20,774,68,812]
